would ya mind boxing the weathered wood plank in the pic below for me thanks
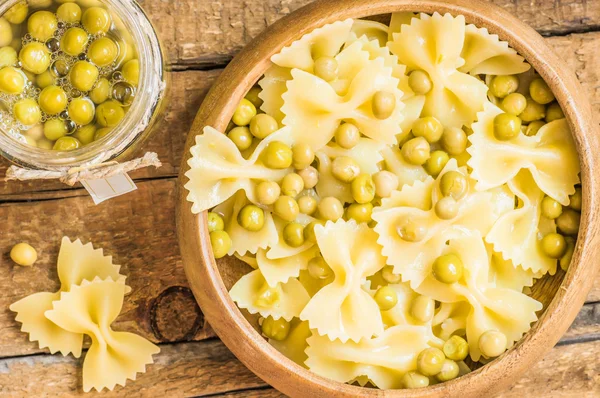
[140,0,600,67]
[0,336,599,397]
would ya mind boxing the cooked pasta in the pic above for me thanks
[185,10,581,390]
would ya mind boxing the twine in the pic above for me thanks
[5,152,162,186]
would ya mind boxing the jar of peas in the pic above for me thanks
[0,0,166,172]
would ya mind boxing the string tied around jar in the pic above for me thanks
[4,152,161,186]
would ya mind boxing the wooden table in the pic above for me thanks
[1,0,599,396]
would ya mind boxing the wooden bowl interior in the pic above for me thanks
[177,0,600,396]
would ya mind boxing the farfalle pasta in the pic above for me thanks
[186,10,582,391]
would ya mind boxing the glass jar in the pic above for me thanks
[0,0,167,171]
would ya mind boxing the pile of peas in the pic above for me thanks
[0,0,139,151]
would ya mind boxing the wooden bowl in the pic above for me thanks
[176,0,600,396]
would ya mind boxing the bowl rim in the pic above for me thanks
[176,0,600,396]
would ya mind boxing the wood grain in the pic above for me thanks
[139,0,600,67]
[3,32,600,198]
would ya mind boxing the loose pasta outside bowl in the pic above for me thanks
[176,0,600,396]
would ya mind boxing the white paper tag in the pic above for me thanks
[81,172,138,205]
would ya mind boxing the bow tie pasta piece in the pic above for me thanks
[388,12,419,40]
[230,269,310,321]
[213,191,278,256]
[319,138,386,175]
[380,146,428,190]
[460,24,531,76]
[298,269,335,297]
[305,325,442,389]
[282,57,404,150]
[258,65,292,124]
[299,220,387,342]
[489,248,540,292]
[432,302,471,341]
[377,282,427,328]
[234,253,258,269]
[10,237,129,357]
[257,246,320,288]
[271,19,353,71]
[269,319,312,367]
[348,19,389,47]
[44,278,159,392]
[185,126,296,214]
[486,171,558,275]
[315,152,354,203]
[373,159,498,288]
[266,213,317,260]
[468,102,580,205]
[388,13,488,128]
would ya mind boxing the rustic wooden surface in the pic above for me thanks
[0,0,599,396]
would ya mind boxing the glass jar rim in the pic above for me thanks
[0,0,166,171]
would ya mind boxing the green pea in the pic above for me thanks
[556,209,580,236]
[351,173,375,204]
[560,237,575,272]
[317,196,343,221]
[28,11,57,42]
[262,141,293,169]
[490,75,519,98]
[298,195,317,215]
[570,187,582,211]
[374,286,398,311]
[382,265,401,284]
[19,42,51,74]
[335,123,360,149]
[0,66,25,94]
[232,98,256,126]
[313,56,338,82]
[410,295,434,323]
[44,119,68,141]
[541,233,567,258]
[4,1,29,24]
[525,120,545,136]
[408,70,432,95]
[401,136,430,166]
[283,222,305,247]
[436,359,460,382]
[261,316,290,341]
[417,347,445,376]
[478,330,507,358]
[70,61,99,92]
[90,78,111,104]
[273,195,299,222]
[520,97,546,122]
[13,98,41,126]
[308,256,331,279]
[228,126,253,151]
[0,18,10,48]
[546,102,564,122]
[345,203,373,223]
[9,242,37,266]
[412,116,443,143]
[424,150,450,177]
[61,27,89,57]
[210,230,231,259]
[292,143,315,170]
[440,171,468,200]
[96,100,125,127]
[250,113,278,139]
[0,46,17,68]
[441,127,467,155]
[36,70,55,89]
[57,3,82,23]
[255,285,280,308]
[501,92,527,115]
[207,212,224,232]
[72,124,97,145]
[298,166,319,189]
[237,204,265,232]
[493,113,522,141]
[256,180,280,205]
[373,170,398,198]
[303,221,323,243]
[397,217,427,242]
[122,59,139,86]
[402,371,429,389]
[443,335,469,361]
[53,136,81,151]
[245,86,263,108]
[68,97,95,125]
[88,37,119,67]
[529,78,555,105]
[432,253,464,284]
[82,7,112,35]
[372,90,396,120]
[331,156,360,182]
[39,85,67,115]
[94,127,112,141]
[541,196,563,219]
[435,197,459,220]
